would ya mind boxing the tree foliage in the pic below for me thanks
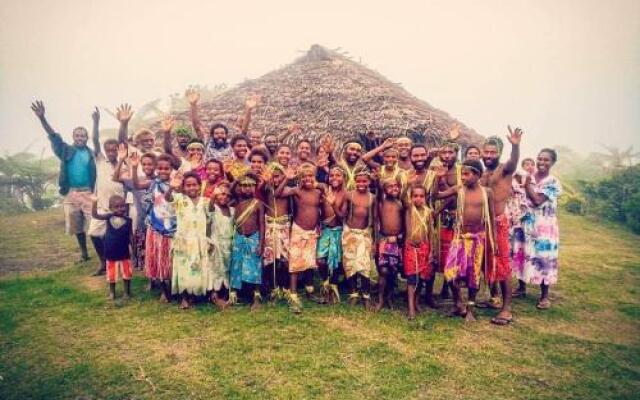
[0,151,58,211]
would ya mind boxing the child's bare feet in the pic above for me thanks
[159,292,169,303]
[108,291,116,301]
[180,297,190,309]
[373,301,384,312]
[464,309,476,322]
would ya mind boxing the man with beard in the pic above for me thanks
[294,139,313,167]
[168,125,194,160]
[31,100,97,262]
[479,127,522,325]
[405,144,439,308]
[338,140,364,190]
[263,134,279,158]
[435,140,462,301]
[396,137,413,170]
[186,88,234,162]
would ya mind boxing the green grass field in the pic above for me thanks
[0,209,638,399]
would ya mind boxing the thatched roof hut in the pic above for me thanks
[159,44,484,147]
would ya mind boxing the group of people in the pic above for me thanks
[31,89,562,325]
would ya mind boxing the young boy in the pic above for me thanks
[317,165,347,304]
[336,167,376,309]
[276,163,325,313]
[91,195,133,301]
[440,159,496,321]
[132,153,177,303]
[261,162,292,301]
[403,185,433,319]
[229,173,265,311]
[374,177,404,312]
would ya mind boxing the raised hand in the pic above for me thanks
[185,88,200,105]
[383,137,396,149]
[449,123,460,140]
[170,171,184,190]
[285,166,297,180]
[245,94,261,110]
[160,115,176,132]
[117,143,128,160]
[115,104,133,123]
[435,165,448,178]
[507,125,523,145]
[92,106,100,123]
[316,154,329,169]
[129,151,140,167]
[30,100,45,118]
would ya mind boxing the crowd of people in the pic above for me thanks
[31,90,562,325]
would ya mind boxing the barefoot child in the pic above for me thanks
[374,177,404,312]
[165,171,210,309]
[201,159,224,199]
[440,159,496,321]
[207,182,234,309]
[403,185,433,319]
[337,167,376,309]
[276,163,325,313]
[229,173,265,311]
[91,195,133,300]
[261,163,291,301]
[132,153,177,302]
[317,166,347,304]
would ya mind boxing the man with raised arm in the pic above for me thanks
[479,126,523,325]
[31,100,97,262]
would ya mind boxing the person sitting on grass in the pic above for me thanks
[91,194,133,301]
[165,171,210,310]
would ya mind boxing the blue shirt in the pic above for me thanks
[66,147,92,188]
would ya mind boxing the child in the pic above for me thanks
[229,173,265,311]
[91,195,133,301]
[165,171,210,309]
[403,185,433,320]
[207,182,234,309]
[113,146,156,271]
[201,159,224,199]
[132,153,177,303]
[276,163,325,313]
[374,177,404,312]
[440,159,496,321]
[317,165,347,304]
[261,163,291,301]
[336,167,376,309]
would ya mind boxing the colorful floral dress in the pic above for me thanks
[171,194,210,295]
[207,205,234,291]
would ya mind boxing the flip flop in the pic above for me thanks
[490,316,513,326]
[476,300,501,309]
[536,298,551,310]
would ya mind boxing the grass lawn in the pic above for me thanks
[0,209,639,399]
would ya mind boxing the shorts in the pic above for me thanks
[63,190,93,235]
[106,259,133,283]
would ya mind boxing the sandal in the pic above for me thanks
[490,315,513,326]
[536,298,551,310]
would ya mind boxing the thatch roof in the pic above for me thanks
[159,44,484,147]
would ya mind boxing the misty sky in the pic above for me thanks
[1,0,638,159]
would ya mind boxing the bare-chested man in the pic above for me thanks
[396,137,413,170]
[478,126,522,325]
[339,140,364,190]
[439,159,496,321]
[276,163,326,313]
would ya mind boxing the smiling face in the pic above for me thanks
[141,155,155,177]
[383,181,400,199]
[187,146,204,163]
[104,142,118,163]
[536,151,555,174]
[205,161,222,182]
[183,176,201,198]
[355,174,370,192]
[344,144,362,164]
[276,146,291,167]
[156,160,173,181]
[232,139,249,160]
[466,147,481,161]
[214,185,231,206]
[212,127,227,147]
[248,130,263,148]
[410,146,428,171]
[137,132,155,152]
[522,159,535,175]
[296,141,312,162]
[300,170,315,189]
[383,151,398,168]
[264,135,278,154]
[176,135,190,147]
[239,183,255,197]
[396,138,411,159]
[72,127,89,147]
[481,144,499,169]
[271,169,285,187]
[109,196,127,217]
[329,168,345,189]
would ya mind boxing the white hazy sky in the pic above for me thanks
[1,0,638,159]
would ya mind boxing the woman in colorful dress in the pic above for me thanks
[514,149,562,310]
